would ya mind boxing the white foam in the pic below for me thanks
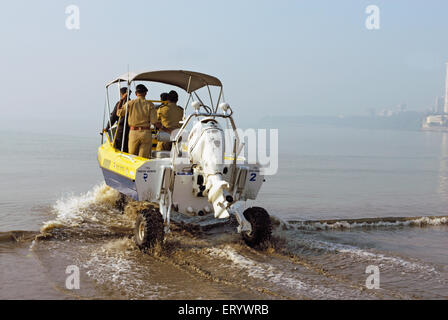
[300,239,438,275]
[41,183,120,232]
[205,246,367,298]
[207,246,307,290]
[80,239,168,299]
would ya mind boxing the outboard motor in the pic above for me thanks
[188,118,231,218]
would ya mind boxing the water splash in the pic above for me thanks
[41,183,120,232]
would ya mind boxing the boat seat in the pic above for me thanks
[152,151,171,159]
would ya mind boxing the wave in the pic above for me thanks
[285,215,448,231]
[0,230,39,243]
[291,237,438,275]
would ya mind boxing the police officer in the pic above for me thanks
[119,84,156,158]
[104,87,131,152]
[156,92,169,109]
[156,90,184,151]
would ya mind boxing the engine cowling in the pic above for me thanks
[188,118,231,218]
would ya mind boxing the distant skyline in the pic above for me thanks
[1,0,448,135]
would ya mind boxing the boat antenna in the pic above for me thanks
[121,64,131,152]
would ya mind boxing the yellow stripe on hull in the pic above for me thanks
[97,142,149,180]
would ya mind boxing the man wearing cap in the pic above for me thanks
[104,87,131,152]
[119,84,156,158]
[156,90,184,151]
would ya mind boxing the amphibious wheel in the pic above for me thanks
[134,206,165,251]
[241,207,272,247]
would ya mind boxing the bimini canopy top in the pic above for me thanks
[106,70,222,93]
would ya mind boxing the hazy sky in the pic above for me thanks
[1,0,448,135]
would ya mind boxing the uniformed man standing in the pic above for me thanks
[156,90,184,151]
[119,84,156,158]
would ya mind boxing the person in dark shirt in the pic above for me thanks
[104,87,131,152]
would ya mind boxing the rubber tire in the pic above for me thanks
[134,206,165,251]
[242,207,272,247]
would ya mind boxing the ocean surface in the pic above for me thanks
[1,126,447,299]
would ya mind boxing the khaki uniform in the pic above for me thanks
[119,97,156,158]
[156,103,184,151]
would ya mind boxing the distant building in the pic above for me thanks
[398,103,407,112]
[425,115,445,126]
[435,96,444,114]
[422,61,448,131]
[445,62,448,114]
[378,109,394,117]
